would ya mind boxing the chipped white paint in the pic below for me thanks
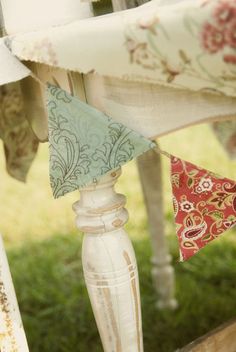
[73,170,144,352]
[137,148,177,310]
[0,235,29,352]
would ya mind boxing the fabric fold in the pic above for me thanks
[0,38,30,86]
[0,82,39,182]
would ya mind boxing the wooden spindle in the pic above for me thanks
[73,169,144,352]
[0,235,29,351]
[137,148,177,310]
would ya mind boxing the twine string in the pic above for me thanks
[153,144,172,159]
[30,71,47,88]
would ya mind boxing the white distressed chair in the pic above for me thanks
[92,0,177,311]
[0,235,29,351]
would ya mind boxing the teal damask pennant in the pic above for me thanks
[47,84,156,198]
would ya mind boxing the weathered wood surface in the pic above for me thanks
[73,169,144,352]
[0,235,29,352]
[178,319,236,352]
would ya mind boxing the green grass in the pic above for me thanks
[8,233,236,352]
[1,123,236,351]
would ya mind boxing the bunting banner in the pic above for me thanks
[46,84,156,198]
[46,84,236,261]
[171,155,236,261]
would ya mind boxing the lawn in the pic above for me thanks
[0,124,236,351]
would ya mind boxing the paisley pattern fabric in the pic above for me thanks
[47,84,156,198]
[171,155,236,261]
[5,0,236,98]
[0,82,39,181]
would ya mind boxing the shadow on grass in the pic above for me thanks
[8,233,236,352]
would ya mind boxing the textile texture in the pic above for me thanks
[171,155,236,261]
[47,84,156,198]
[6,0,236,98]
[0,82,38,181]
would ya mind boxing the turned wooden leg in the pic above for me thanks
[137,147,178,310]
[73,168,143,352]
[0,235,29,351]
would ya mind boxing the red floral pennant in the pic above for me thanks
[171,155,236,261]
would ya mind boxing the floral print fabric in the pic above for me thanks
[5,0,236,98]
[171,155,236,261]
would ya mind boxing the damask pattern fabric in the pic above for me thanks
[47,84,156,198]
[6,0,236,98]
[171,155,236,261]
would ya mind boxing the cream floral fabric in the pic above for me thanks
[6,0,236,98]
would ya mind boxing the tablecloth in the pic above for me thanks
[5,0,236,97]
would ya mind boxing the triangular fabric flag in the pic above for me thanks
[170,155,236,261]
[47,84,156,198]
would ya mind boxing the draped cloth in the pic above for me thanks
[0,82,39,181]
[0,0,236,182]
[0,15,38,181]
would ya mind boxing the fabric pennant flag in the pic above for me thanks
[47,84,156,198]
[171,155,236,261]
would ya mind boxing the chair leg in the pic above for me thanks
[73,168,144,352]
[0,235,29,351]
[137,147,178,310]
